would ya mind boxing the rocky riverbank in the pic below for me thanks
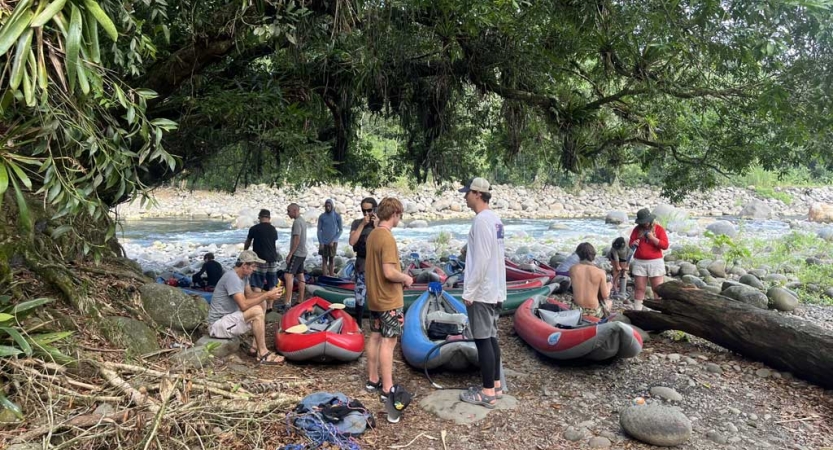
[115,183,833,226]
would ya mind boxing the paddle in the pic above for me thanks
[284,303,347,334]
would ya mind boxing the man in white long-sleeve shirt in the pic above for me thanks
[458,177,507,409]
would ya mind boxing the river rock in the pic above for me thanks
[139,283,208,331]
[722,286,768,309]
[588,436,612,448]
[680,275,706,288]
[620,404,692,447]
[170,346,212,370]
[97,317,160,355]
[678,262,698,276]
[817,227,833,242]
[767,287,799,312]
[605,211,628,224]
[739,274,765,289]
[749,268,768,278]
[727,265,747,276]
[809,202,833,223]
[765,273,788,284]
[740,199,773,220]
[707,260,727,278]
[706,220,738,238]
[650,386,683,402]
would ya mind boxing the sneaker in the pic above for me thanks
[365,379,382,393]
[384,384,412,423]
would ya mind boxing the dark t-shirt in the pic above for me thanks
[350,218,375,273]
[246,222,278,263]
[202,260,224,286]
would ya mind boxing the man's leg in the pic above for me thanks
[283,271,294,308]
[295,272,306,304]
[366,331,381,385]
[242,304,266,355]
[380,336,398,393]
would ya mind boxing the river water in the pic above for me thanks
[119,217,793,273]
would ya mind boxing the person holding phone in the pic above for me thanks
[628,208,669,311]
[348,197,379,327]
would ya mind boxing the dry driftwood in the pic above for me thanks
[624,281,833,389]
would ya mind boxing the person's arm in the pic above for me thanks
[288,234,300,258]
[461,219,493,301]
[194,264,206,278]
[244,228,253,250]
[380,234,413,287]
[317,216,325,244]
[348,220,364,246]
[234,287,281,312]
[335,214,343,242]
[653,225,670,250]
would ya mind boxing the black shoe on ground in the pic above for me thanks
[365,379,382,393]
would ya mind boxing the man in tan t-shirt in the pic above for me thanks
[568,242,611,318]
[364,197,413,423]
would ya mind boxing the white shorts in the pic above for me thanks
[631,258,666,278]
[209,311,251,339]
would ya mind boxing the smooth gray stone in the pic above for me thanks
[620,405,692,447]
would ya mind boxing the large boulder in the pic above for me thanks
[680,275,706,289]
[97,317,160,355]
[605,211,628,224]
[766,287,799,312]
[809,202,833,223]
[408,220,429,229]
[620,405,691,447]
[721,286,768,309]
[817,227,833,242]
[705,220,738,238]
[678,262,698,276]
[740,199,773,220]
[139,283,209,331]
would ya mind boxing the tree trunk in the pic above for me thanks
[624,281,833,389]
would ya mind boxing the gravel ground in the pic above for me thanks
[243,299,833,450]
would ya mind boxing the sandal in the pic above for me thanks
[257,352,285,365]
[459,388,497,409]
[468,385,503,400]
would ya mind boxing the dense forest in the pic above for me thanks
[2,0,833,289]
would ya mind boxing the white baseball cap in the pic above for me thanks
[458,177,491,193]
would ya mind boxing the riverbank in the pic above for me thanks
[114,183,833,225]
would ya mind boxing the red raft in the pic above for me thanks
[276,297,364,362]
[505,258,556,282]
[514,298,643,361]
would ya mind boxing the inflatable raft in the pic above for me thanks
[275,297,364,362]
[513,298,642,361]
[314,275,355,291]
[401,285,478,371]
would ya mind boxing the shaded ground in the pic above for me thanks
[245,300,833,450]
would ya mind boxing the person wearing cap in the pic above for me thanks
[568,242,612,318]
[628,208,669,310]
[206,250,285,365]
[191,252,224,289]
[282,203,308,310]
[458,177,507,409]
[244,209,280,310]
[348,197,379,328]
[364,197,413,423]
[317,199,343,277]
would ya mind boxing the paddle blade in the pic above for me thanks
[284,324,308,334]
[329,303,346,310]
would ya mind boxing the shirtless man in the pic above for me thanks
[568,242,611,318]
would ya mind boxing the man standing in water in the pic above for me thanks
[282,203,308,310]
[458,178,506,409]
[569,242,612,318]
[317,199,343,276]
[244,209,279,311]
[364,197,413,423]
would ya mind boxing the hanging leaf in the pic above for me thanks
[31,0,69,28]
[9,28,34,90]
[66,4,83,91]
[0,163,8,195]
[0,10,34,55]
[10,176,32,233]
[0,327,33,356]
[85,10,100,63]
[6,160,32,189]
[82,0,118,41]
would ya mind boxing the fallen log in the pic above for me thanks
[624,281,833,390]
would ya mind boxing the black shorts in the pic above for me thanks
[286,255,306,275]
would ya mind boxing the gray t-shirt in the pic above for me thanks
[207,270,246,325]
[291,217,308,257]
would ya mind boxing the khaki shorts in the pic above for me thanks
[631,258,666,278]
[209,311,251,339]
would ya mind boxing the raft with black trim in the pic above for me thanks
[275,297,364,362]
[513,298,643,361]
[401,284,478,371]
[313,275,355,291]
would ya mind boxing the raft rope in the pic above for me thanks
[279,411,362,450]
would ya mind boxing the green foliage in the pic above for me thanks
[754,187,793,205]
[705,231,751,265]
[673,245,711,263]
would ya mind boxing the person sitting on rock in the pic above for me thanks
[206,250,284,365]
[192,252,224,289]
[568,243,611,318]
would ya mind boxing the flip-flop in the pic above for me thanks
[257,352,285,365]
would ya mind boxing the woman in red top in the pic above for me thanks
[628,208,669,311]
